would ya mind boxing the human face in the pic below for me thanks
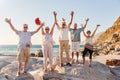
[87,30,91,36]
[62,22,66,28]
[74,23,77,29]
[23,24,28,32]
[45,27,50,33]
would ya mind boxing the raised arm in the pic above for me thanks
[53,11,60,29]
[91,24,100,37]
[82,18,89,29]
[41,23,45,35]
[81,24,87,37]
[32,22,44,35]
[68,11,74,28]
[5,18,17,33]
[50,23,55,36]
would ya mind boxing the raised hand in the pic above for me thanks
[53,11,57,16]
[70,11,74,16]
[41,22,45,27]
[86,18,89,22]
[5,18,11,23]
[97,24,100,27]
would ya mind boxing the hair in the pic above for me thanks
[87,30,91,34]
[45,26,50,30]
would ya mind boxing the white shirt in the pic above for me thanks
[85,37,93,45]
[58,27,69,41]
[16,31,33,48]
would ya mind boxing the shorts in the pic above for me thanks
[17,47,30,63]
[71,42,80,52]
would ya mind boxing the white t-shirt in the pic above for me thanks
[16,31,33,48]
[58,27,69,41]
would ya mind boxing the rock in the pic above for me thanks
[38,61,116,80]
[0,60,11,70]
[106,59,120,66]
[31,53,35,57]
[35,49,43,57]
[0,61,18,77]
[15,73,34,80]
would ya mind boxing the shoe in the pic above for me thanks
[66,63,72,66]
[60,63,64,67]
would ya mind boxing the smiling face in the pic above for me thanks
[74,23,77,29]
[23,24,28,32]
[45,26,50,33]
[86,30,91,36]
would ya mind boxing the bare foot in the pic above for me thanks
[89,64,92,68]
[51,67,54,72]
[16,71,21,76]
[43,68,47,72]
[71,59,75,64]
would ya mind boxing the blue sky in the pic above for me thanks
[0,0,120,45]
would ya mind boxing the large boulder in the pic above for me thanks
[15,73,34,80]
[38,61,116,80]
[35,49,43,57]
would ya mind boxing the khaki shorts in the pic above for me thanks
[17,47,30,63]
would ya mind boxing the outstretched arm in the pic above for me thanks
[53,11,60,29]
[5,18,17,33]
[82,18,89,29]
[50,23,55,36]
[32,22,45,35]
[91,24,100,37]
[68,11,74,28]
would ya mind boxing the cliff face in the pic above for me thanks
[94,16,120,45]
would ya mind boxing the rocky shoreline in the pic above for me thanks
[0,55,120,80]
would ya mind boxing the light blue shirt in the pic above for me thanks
[69,28,83,42]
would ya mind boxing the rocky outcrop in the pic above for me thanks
[93,16,120,55]
[0,56,120,80]
[106,59,120,66]
[94,16,120,45]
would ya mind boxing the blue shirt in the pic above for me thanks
[69,28,83,42]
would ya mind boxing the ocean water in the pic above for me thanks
[0,45,84,56]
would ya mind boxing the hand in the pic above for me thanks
[86,18,89,22]
[70,11,74,16]
[40,22,45,27]
[53,11,57,16]
[97,24,100,27]
[5,18,11,23]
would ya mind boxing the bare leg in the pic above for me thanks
[82,57,85,64]
[89,59,92,67]
[24,60,28,73]
[18,62,22,76]
[71,52,74,64]
[76,52,79,63]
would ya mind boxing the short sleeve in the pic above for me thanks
[79,28,83,32]
[16,30,20,35]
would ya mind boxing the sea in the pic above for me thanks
[0,45,84,57]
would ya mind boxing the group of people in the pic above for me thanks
[5,11,100,76]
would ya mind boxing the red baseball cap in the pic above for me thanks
[35,17,41,25]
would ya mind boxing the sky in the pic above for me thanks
[0,0,120,45]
